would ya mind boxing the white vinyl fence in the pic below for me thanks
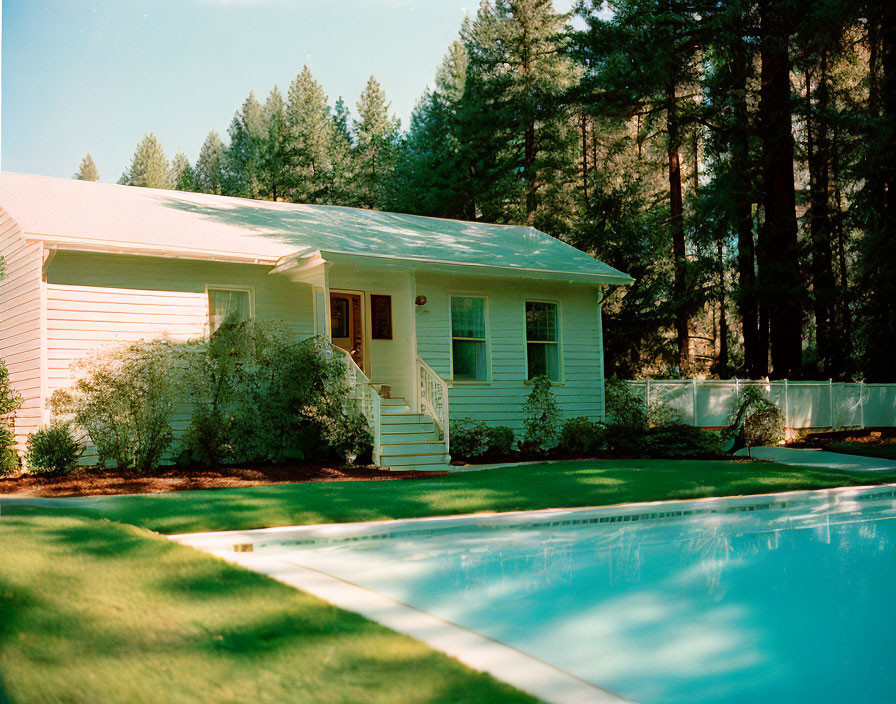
[626,379,896,430]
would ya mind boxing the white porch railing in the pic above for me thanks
[417,356,449,456]
[332,345,382,464]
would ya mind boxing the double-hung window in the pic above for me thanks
[450,296,489,381]
[208,287,252,333]
[526,301,561,381]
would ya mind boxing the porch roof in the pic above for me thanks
[1,172,632,285]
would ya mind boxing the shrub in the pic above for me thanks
[648,400,685,427]
[180,324,371,466]
[523,376,560,450]
[485,425,515,455]
[643,424,723,458]
[603,377,648,453]
[51,342,178,471]
[449,418,490,459]
[0,358,22,475]
[559,416,606,454]
[25,423,83,475]
[605,377,648,431]
[724,385,786,450]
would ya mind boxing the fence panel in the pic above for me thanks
[626,379,896,430]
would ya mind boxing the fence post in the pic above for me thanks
[859,381,865,428]
[784,379,790,428]
[829,379,834,428]
[692,378,699,427]
[645,378,651,416]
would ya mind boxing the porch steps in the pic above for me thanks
[376,397,450,471]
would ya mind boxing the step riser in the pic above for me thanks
[380,397,408,406]
[381,407,413,416]
[380,431,439,444]
[381,453,448,467]
[381,442,446,456]
[380,414,430,425]
[380,422,437,435]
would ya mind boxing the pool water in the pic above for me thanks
[282,489,896,704]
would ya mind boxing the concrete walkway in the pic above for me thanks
[735,446,896,472]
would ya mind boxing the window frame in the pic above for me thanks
[524,299,564,383]
[206,284,255,334]
[448,293,492,384]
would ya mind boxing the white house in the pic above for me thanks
[0,173,632,469]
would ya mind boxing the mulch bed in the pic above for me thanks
[0,462,448,498]
[789,427,896,449]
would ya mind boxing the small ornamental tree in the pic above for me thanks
[522,376,560,450]
[724,385,786,451]
[0,359,23,474]
[51,342,178,471]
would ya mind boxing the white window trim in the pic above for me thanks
[524,299,564,384]
[205,284,255,334]
[448,293,492,384]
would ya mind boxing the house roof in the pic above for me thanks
[0,172,633,285]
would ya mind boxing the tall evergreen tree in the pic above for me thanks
[353,75,400,209]
[225,91,266,198]
[260,85,291,200]
[196,130,226,195]
[119,133,173,189]
[170,150,197,191]
[73,153,100,181]
[287,66,336,203]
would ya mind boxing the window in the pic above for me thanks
[450,296,488,381]
[526,301,561,381]
[208,287,251,333]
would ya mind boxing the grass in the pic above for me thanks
[6,458,896,534]
[0,515,539,704]
[826,442,896,461]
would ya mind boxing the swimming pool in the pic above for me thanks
[178,487,896,703]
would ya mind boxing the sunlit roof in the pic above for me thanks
[0,172,632,284]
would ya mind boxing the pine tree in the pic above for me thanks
[225,92,266,198]
[170,150,197,191]
[73,153,100,181]
[120,133,173,189]
[329,97,356,205]
[353,75,400,209]
[196,130,226,195]
[260,85,291,200]
[287,66,336,203]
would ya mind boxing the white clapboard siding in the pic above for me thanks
[0,208,43,450]
[415,272,605,435]
[44,283,208,401]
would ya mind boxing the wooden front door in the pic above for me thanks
[330,292,366,374]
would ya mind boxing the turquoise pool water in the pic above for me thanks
[283,489,896,704]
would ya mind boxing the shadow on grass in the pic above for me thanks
[5,460,895,536]
[0,515,539,704]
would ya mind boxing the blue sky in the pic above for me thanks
[1,0,573,182]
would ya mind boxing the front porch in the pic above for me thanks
[273,253,450,470]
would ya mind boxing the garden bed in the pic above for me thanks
[0,463,447,497]
[788,428,896,461]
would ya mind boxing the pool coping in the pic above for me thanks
[170,484,896,704]
[169,482,896,552]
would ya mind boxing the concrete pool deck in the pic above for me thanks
[735,446,896,472]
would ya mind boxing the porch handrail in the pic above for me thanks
[416,356,449,456]
[331,344,382,464]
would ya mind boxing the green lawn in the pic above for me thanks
[0,515,538,704]
[826,441,896,461]
[6,458,895,534]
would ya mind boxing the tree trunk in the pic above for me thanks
[759,0,802,379]
[667,83,690,372]
[806,59,837,377]
[581,113,589,202]
[718,239,730,375]
[731,35,761,378]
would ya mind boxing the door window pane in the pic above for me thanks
[209,288,251,333]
